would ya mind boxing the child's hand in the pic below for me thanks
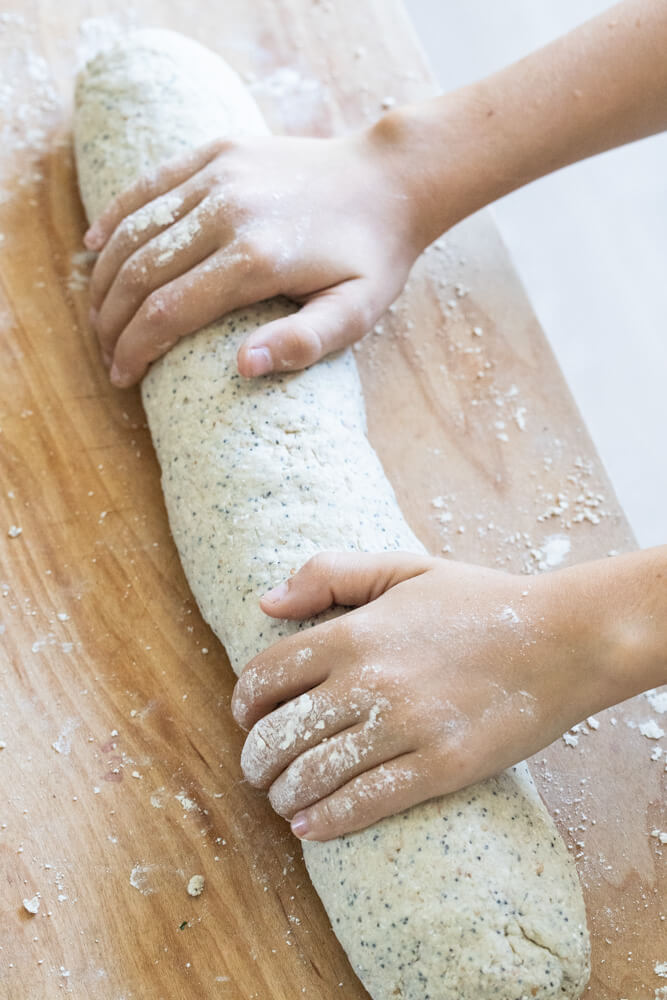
[85,0,667,390]
[85,123,429,388]
[230,551,611,842]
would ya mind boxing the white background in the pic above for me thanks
[405,0,667,547]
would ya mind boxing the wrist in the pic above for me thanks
[540,549,667,715]
[362,95,480,251]
[364,82,540,252]
[596,549,667,701]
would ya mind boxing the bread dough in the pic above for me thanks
[74,29,590,999]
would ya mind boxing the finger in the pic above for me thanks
[84,138,227,251]
[236,279,375,377]
[236,550,433,732]
[108,244,281,387]
[259,550,432,620]
[231,631,332,731]
[89,180,209,310]
[95,205,222,362]
[289,753,430,841]
[269,704,409,818]
[240,686,365,789]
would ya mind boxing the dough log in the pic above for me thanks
[74,29,590,1000]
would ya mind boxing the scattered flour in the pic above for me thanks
[52,718,79,755]
[76,14,139,70]
[498,606,520,624]
[175,792,197,811]
[129,864,156,895]
[250,67,326,131]
[646,689,667,714]
[66,250,95,292]
[638,720,665,740]
[541,534,571,568]
[187,874,205,897]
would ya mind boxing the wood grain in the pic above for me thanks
[0,2,664,998]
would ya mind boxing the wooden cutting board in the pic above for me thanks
[0,2,664,998]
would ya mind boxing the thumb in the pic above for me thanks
[237,279,375,377]
[260,550,432,620]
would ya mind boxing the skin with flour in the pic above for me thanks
[84,0,667,843]
[75,30,590,1000]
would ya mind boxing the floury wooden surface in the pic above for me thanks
[0,2,664,998]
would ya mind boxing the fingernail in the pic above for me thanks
[291,813,310,839]
[110,364,130,388]
[246,347,273,377]
[262,581,289,605]
[89,307,98,328]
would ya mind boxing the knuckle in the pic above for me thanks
[103,192,125,223]
[268,777,293,817]
[116,216,142,248]
[114,192,139,221]
[208,137,236,161]
[236,662,264,706]
[206,145,236,178]
[327,613,357,649]
[355,659,389,697]
[240,725,272,788]
[314,795,346,832]
[210,170,236,198]
[216,137,236,155]
[117,256,147,292]
[135,172,156,200]
[241,233,274,274]
[433,736,463,776]
[348,298,374,335]
[312,798,332,829]
[200,188,225,217]
[142,291,171,328]
[393,703,425,742]
[287,324,322,367]
[308,551,338,579]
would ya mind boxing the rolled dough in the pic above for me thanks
[74,29,590,1000]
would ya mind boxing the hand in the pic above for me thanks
[230,551,610,842]
[84,120,430,388]
[85,1,667,390]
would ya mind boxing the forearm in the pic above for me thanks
[545,546,667,714]
[373,0,667,247]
